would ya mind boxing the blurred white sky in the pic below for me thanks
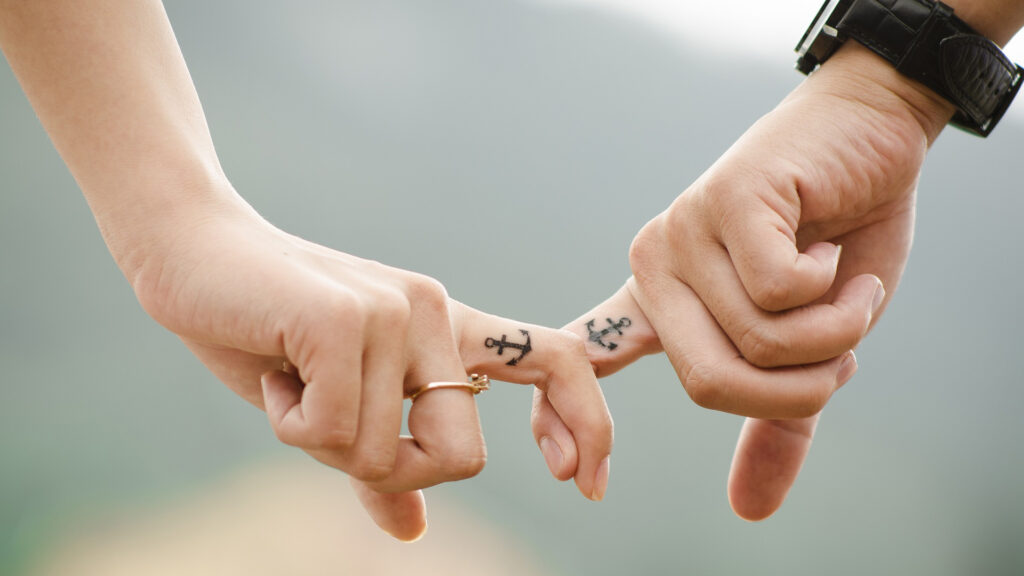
[555,0,1024,121]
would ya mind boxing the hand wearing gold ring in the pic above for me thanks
[107,206,612,543]
[0,0,615,543]
[406,374,491,402]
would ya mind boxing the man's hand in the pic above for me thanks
[626,43,958,516]
[536,42,959,520]
[629,42,955,419]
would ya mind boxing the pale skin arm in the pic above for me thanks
[0,0,614,541]
[534,0,1024,520]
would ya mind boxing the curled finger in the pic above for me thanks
[451,300,613,501]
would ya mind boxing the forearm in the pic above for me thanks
[0,0,247,277]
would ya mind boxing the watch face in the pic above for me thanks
[796,0,843,58]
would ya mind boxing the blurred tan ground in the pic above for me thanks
[27,459,551,576]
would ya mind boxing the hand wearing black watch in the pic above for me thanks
[796,0,1023,137]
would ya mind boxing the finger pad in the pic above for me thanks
[351,482,428,542]
[728,420,814,521]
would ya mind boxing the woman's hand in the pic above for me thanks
[127,202,613,541]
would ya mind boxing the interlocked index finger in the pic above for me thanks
[561,283,663,377]
[449,300,614,502]
[528,283,660,490]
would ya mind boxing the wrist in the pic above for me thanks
[99,171,261,285]
[796,0,1024,142]
[806,42,955,144]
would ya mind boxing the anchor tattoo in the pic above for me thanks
[484,329,533,366]
[585,317,632,350]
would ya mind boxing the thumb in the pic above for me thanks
[714,186,841,312]
[727,414,821,521]
[349,478,428,542]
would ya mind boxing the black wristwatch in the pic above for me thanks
[796,0,1023,137]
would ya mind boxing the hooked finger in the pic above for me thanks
[561,281,662,378]
[340,308,407,482]
[450,300,613,501]
[530,387,579,481]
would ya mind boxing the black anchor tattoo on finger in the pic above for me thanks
[484,329,532,366]
[585,317,632,350]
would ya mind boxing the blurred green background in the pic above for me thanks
[2,1,1023,574]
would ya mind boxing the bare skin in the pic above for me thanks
[3,0,1021,541]
[0,0,614,541]
[536,3,1024,520]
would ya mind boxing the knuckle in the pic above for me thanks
[320,290,367,331]
[698,173,740,225]
[750,274,793,311]
[737,322,786,367]
[439,440,488,481]
[371,288,412,329]
[270,425,303,448]
[663,203,701,259]
[683,363,720,409]
[663,198,695,239]
[311,425,358,451]
[792,384,832,418]
[628,220,663,279]
[554,329,588,358]
[347,452,397,482]
[404,274,449,316]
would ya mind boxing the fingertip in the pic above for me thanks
[393,517,429,543]
[572,454,601,501]
[591,456,610,501]
[835,273,887,328]
[727,417,818,522]
[870,277,886,315]
[539,436,570,481]
[386,491,428,543]
[531,390,580,481]
[836,350,858,389]
[351,480,429,542]
[805,241,841,272]
[783,241,842,306]
[544,434,578,482]
[260,369,303,426]
[728,476,781,522]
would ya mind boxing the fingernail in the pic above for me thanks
[539,437,563,477]
[871,281,886,314]
[836,351,858,388]
[591,457,610,501]
[834,244,843,266]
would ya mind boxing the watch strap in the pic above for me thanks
[835,0,1023,136]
